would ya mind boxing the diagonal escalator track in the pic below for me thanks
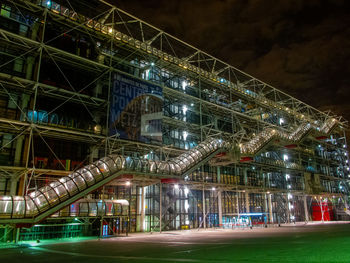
[0,138,228,224]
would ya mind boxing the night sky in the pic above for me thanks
[116,0,350,131]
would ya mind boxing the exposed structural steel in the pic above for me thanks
[3,0,347,127]
[0,138,226,223]
[240,118,338,155]
[0,116,338,223]
[0,0,349,235]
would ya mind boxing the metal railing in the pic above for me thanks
[240,118,337,155]
[0,138,227,221]
[51,199,129,218]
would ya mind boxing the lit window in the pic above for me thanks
[182,80,187,90]
[183,131,188,141]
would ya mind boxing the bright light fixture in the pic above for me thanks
[184,187,189,196]
[183,131,188,141]
[182,105,188,114]
[182,80,187,90]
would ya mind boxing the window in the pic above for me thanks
[0,5,11,18]
[13,58,23,73]
[19,24,28,37]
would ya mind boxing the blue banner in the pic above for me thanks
[110,74,163,143]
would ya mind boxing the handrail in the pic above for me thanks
[240,118,337,155]
[0,118,337,222]
[0,138,227,221]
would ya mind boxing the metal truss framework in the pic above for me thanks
[0,0,348,232]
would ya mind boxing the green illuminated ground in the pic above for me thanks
[1,223,350,262]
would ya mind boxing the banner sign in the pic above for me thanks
[110,73,163,143]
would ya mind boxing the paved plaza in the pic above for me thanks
[1,222,350,262]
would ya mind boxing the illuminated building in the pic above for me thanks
[0,0,349,241]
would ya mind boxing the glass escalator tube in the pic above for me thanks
[41,185,61,208]
[88,201,98,217]
[158,162,170,175]
[185,153,195,165]
[239,118,336,155]
[133,158,142,172]
[68,172,88,192]
[24,196,38,218]
[149,161,157,173]
[79,201,89,217]
[49,199,127,217]
[0,138,228,220]
[29,190,50,213]
[11,197,26,219]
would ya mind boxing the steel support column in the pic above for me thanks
[202,186,206,228]
[304,195,309,222]
[218,190,222,227]
[159,182,162,233]
[268,193,273,223]
[245,191,250,213]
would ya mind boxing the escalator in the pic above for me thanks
[51,198,129,218]
[0,118,338,224]
[0,138,227,224]
[240,118,337,155]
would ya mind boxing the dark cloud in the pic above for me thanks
[116,0,350,130]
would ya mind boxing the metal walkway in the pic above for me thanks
[0,138,227,224]
[240,118,337,155]
[0,117,337,224]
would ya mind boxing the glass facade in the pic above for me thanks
[0,0,348,238]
